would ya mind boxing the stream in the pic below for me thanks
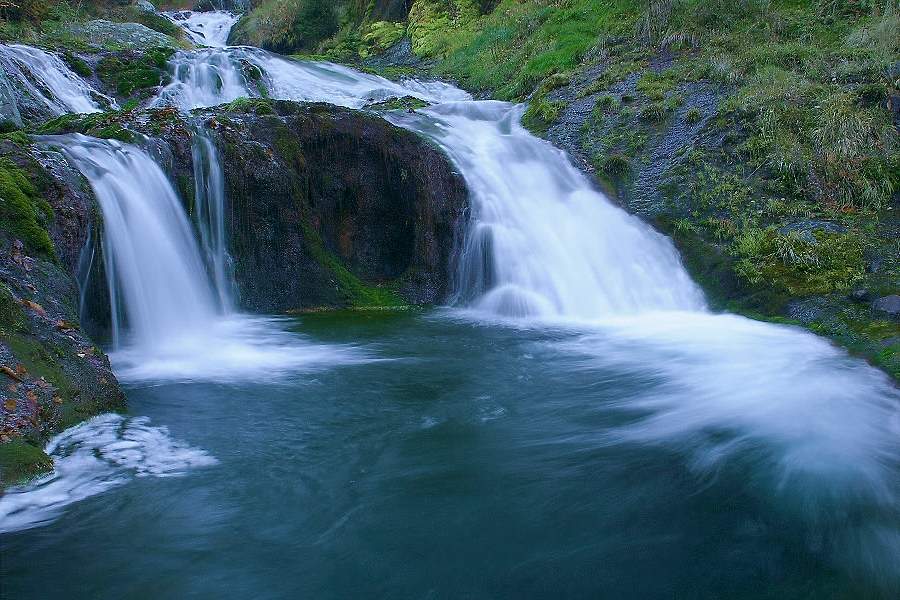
[1,10,898,598]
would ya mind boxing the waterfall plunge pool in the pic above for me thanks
[1,309,897,599]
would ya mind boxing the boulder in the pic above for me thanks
[64,20,178,50]
[872,295,900,318]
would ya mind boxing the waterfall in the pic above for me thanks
[0,44,115,116]
[152,48,252,111]
[388,102,706,318]
[151,49,700,319]
[165,10,240,47]
[55,134,220,349]
[48,132,366,383]
[192,129,235,310]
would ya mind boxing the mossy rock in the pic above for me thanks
[366,95,430,111]
[96,47,175,98]
[0,439,53,487]
[39,110,137,143]
[0,158,55,258]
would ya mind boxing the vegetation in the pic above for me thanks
[0,0,185,48]
[0,438,53,485]
[96,46,175,98]
[0,157,54,258]
[302,224,407,309]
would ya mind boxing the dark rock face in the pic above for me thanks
[197,100,468,311]
[37,100,468,314]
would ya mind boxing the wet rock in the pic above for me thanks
[849,288,871,303]
[0,142,126,486]
[136,0,157,13]
[777,220,847,244]
[64,20,178,50]
[872,295,900,318]
[0,70,22,129]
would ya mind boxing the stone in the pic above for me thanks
[64,20,177,50]
[136,0,157,13]
[872,295,900,318]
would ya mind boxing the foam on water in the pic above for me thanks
[110,314,373,384]
[0,414,217,534]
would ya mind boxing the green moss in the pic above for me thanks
[302,223,406,308]
[0,282,26,331]
[0,159,55,258]
[0,439,53,487]
[222,97,276,115]
[599,153,630,178]
[366,95,430,111]
[2,329,79,405]
[39,111,136,143]
[521,94,563,134]
[96,47,174,97]
[635,70,675,101]
[62,51,92,78]
[358,20,405,58]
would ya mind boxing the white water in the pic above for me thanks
[192,129,235,310]
[166,10,240,47]
[0,414,217,534]
[57,134,220,349]
[49,133,368,383]
[389,102,705,317]
[0,44,114,115]
[153,46,468,111]
[6,14,897,582]
[150,40,900,581]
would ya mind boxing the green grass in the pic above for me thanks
[426,0,639,100]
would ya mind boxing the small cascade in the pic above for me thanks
[48,133,367,383]
[152,47,468,112]
[165,10,240,47]
[54,134,220,349]
[152,48,251,111]
[192,129,235,310]
[0,44,115,116]
[387,102,706,319]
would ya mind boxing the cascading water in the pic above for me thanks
[165,10,240,47]
[192,129,235,311]
[146,20,900,583]
[47,133,364,383]
[4,13,896,592]
[0,44,115,115]
[153,46,468,112]
[388,102,705,318]
[55,134,221,349]
[152,48,252,110]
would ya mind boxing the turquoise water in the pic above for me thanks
[1,311,895,599]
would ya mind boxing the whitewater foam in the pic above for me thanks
[0,414,217,534]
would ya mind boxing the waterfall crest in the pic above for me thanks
[165,10,240,47]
